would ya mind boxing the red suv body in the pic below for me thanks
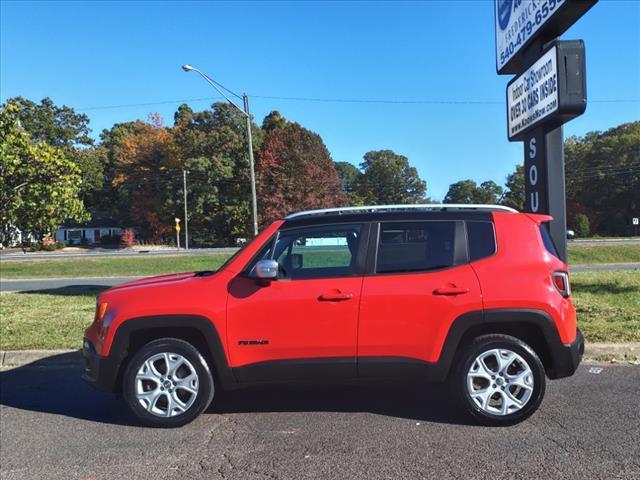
[83,206,583,427]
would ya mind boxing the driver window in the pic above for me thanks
[273,224,362,280]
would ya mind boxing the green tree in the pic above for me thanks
[3,96,93,148]
[334,161,363,203]
[565,121,639,235]
[443,179,503,204]
[262,110,288,132]
[572,213,590,238]
[172,102,264,244]
[355,150,426,204]
[501,164,525,210]
[2,97,103,207]
[0,104,87,245]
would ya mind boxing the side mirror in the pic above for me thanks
[254,259,278,280]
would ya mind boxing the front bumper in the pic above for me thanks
[81,339,120,393]
[548,328,585,379]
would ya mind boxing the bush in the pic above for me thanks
[40,237,65,251]
[573,213,591,238]
[120,228,137,248]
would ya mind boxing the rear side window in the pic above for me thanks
[540,224,560,259]
[376,221,456,274]
[467,221,496,262]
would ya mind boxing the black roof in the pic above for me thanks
[282,210,496,229]
[59,213,123,229]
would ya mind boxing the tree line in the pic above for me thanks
[1,96,637,246]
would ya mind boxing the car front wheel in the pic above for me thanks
[453,334,546,426]
[122,338,214,427]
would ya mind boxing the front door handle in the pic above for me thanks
[318,290,353,302]
[433,285,469,296]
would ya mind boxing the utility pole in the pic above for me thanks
[243,94,259,237]
[183,169,189,250]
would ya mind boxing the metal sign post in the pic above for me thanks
[175,218,181,250]
[496,0,596,263]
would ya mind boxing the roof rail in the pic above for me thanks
[285,204,518,220]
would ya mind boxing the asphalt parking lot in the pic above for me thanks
[1,358,638,480]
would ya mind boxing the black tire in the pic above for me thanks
[451,334,546,426]
[122,338,215,428]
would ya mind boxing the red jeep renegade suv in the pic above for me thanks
[83,204,583,427]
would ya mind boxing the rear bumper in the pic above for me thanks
[548,328,584,379]
[81,339,120,393]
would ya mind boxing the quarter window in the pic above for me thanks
[539,224,560,259]
[467,221,496,262]
[376,221,456,273]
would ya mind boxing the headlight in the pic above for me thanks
[98,307,114,341]
[96,302,109,322]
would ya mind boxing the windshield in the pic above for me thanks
[216,238,259,272]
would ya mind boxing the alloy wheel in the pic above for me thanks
[466,348,534,416]
[135,352,199,417]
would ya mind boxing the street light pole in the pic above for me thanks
[243,94,259,237]
[181,64,259,237]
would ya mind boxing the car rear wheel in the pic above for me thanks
[122,338,214,427]
[453,334,546,426]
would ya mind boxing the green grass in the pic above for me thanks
[1,244,638,280]
[571,271,640,343]
[568,244,640,264]
[1,271,637,350]
[0,253,231,279]
[0,287,104,350]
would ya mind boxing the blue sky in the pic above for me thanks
[1,0,639,200]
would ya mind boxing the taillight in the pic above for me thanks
[552,271,570,298]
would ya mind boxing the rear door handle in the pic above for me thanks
[318,290,353,301]
[433,286,469,296]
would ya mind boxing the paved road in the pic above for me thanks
[570,262,640,273]
[2,262,638,292]
[0,359,638,480]
[570,238,640,245]
[0,247,238,261]
[0,276,140,292]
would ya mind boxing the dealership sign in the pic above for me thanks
[495,0,597,74]
[506,40,586,141]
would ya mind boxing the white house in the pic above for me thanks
[55,216,123,246]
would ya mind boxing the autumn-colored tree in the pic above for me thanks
[257,122,346,225]
[110,114,178,241]
[119,228,137,248]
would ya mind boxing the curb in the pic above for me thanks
[2,343,640,369]
[583,343,640,362]
[0,349,81,367]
